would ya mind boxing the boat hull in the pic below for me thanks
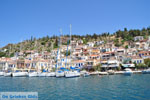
[65,71,80,78]
[46,72,56,77]
[38,73,46,77]
[124,71,132,75]
[142,70,150,74]
[56,71,65,77]
[29,72,38,77]
[4,72,12,77]
[83,73,90,77]
[12,72,28,77]
[0,72,4,76]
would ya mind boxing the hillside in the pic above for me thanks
[0,26,150,57]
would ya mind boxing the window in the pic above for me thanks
[140,60,142,63]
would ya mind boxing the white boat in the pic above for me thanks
[55,70,65,77]
[65,71,80,78]
[74,71,80,76]
[83,72,90,77]
[124,68,133,75]
[4,72,12,77]
[12,72,28,77]
[29,72,38,77]
[46,72,56,77]
[108,70,115,75]
[142,68,150,74]
[0,71,4,76]
[38,72,46,77]
[80,70,87,75]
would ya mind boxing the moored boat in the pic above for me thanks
[4,72,12,77]
[29,72,38,77]
[65,71,80,78]
[12,71,28,77]
[46,72,56,77]
[55,70,65,77]
[83,72,90,77]
[142,68,150,74]
[124,68,133,75]
[38,72,47,77]
[0,71,4,76]
[108,70,115,75]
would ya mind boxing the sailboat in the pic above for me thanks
[4,70,12,77]
[46,72,55,77]
[55,29,65,77]
[0,71,4,76]
[12,70,28,77]
[29,71,38,77]
[28,69,38,77]
[65,24,80,78]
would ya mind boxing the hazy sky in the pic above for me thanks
[0,0,150,47]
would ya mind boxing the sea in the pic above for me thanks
[0,74,150,100]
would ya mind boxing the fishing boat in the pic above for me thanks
[142,68,150,74]
[124,68,133,75]
[12,71,28,77]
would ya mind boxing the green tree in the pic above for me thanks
[93,64,101,71]
[0,51,6,57]
[64,50,71,56]
[135,63,147,69]
[125,45,128,49]
[144,58,150,67]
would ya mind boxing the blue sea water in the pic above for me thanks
[0,74,150,100]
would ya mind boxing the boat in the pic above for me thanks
[83,72,90,77]
[108,70,115,75]
[142,68,150,74]
[80,70,87,75]
[29,72,38,77]
[64,25,81,78]
[38,72,47,77]
[0,71,4,76]
[55,70,65,77]
[4,71,12,77]
[46,72,56,77]
[12,71,28,77]
[65,70,80,78]
[124,68,133,75]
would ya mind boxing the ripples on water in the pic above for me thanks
[0,74,150,100]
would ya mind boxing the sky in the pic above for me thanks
[0,0,150,47]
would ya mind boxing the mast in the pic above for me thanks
[65,24,72,68]
[56,31,61,69]
[60,29,63,68]
[70,24,72,67]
